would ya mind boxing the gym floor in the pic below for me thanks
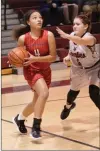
[1,63,100,150]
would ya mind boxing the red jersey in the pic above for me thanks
[24,30,50,70]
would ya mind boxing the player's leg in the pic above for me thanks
[30,78,49,140]
[19,91,38,117]
[60,5,71,24]
[98,3,100,21]
[89,85,100,109]
[60,67,87,120]
[12,91,38,134]
[60,73,80,120]
[60,89,80,120]
[40,7,51,26]
[71,4,78,21]
[89,66,100,110]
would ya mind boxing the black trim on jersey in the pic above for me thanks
[82,59,100,69]
[84,32,97,47]
[73,31,87,45]
[82,32,96,47]
[74,32,96,47]
[74,31,87,38]
[80,31,87,38]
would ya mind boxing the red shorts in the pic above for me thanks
[23,67,51,88]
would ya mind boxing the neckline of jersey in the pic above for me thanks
[29,30,43,41]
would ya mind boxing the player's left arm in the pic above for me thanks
[47,31,57,62]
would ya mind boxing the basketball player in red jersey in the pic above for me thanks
[56,14,100,120]
[12,10,56,140]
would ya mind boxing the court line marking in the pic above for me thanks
[2,119,100,150]
[1,79,70,94]
[2,96,89,108]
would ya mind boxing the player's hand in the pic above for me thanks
[63,56,70,65]
[23,53,35,66]
[7,61,12,67]
[56,27,67,39]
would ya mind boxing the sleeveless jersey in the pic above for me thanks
[24,30,50,70]
[69,32,100,68]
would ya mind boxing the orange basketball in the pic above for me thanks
[8,47,29,67]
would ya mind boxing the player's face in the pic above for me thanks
[73,18,88,36]
[28,12,43,29]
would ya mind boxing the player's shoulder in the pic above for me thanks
[84,32,94,38]
[18,34,25,40]
[48,31,55,38]
[83,32,97,46]
[18,34,25,44]
[43,29,54,36]
[83,32,96,40]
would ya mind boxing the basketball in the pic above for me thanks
[8,47,29,67]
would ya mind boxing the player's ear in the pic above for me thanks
[84,24,88,30]
[27,21,30,26]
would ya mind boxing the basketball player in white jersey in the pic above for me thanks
[56,14,100,120]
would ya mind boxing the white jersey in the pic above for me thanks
[69,32,100,68]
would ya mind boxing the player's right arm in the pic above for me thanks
[17,35,25,47]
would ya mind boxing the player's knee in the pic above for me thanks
[39,90,49,100]
[89,85,100,109]
[67,89,80,105]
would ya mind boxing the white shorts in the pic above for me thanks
[70,62,100,91]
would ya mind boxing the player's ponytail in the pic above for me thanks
[82,11,92,20]
[12,24,30,40]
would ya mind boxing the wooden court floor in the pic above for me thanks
[1,64,100,150]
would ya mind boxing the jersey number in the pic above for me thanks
[34,49,40,56]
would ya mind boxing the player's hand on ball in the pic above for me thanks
[23,52,35,66]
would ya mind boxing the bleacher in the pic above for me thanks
[6,0,44,21]
[6,0,44,8]
[1,0,100,75]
